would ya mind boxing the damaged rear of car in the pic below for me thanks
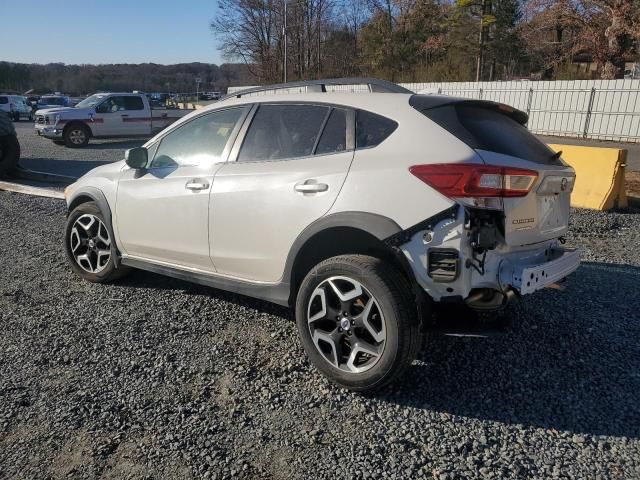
[401,95,580,311]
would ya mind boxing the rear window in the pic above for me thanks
[0,97,8,104]
[124,96,144,110]
[417,103,558,165]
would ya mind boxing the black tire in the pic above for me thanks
[295,254,421,392]
[64,202,130,283]
[0,134,20,178]
[63,123,90,148]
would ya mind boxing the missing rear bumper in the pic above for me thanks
[504,247,580,295]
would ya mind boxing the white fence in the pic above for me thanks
[228,79,640,143]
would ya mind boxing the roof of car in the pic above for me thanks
[209,91,528,125]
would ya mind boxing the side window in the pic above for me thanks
[315,108,347,155]
[237,104,329,162]
[124,96,144,111]
[150,107,245,168]
[356,110,398,149]
[97,96,126,113]
[0,97,8,105]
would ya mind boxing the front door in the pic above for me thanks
[210,103,355,282]
[115,106,248,270]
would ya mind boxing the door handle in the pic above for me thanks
[120,114,129,117]
[295,181,329,193]
[185,179,210,191]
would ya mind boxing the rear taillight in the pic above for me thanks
[409,164,538,198]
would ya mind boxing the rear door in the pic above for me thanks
[210,103,355,282]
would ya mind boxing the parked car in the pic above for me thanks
[62,78,580,391]
[201,91,222,101]
[35,92,192,147]
[0,111,20,177]
[36,95,71,110]
[0,95,34,121]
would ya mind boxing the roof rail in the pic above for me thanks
[220,77,413,101]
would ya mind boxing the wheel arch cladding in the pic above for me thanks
[67,187,120,267]
[284,212,417,305]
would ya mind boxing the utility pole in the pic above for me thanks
[476,0,487,82]
[195,77,201,105]
[283,0,288,83]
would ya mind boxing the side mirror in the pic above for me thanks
[125,147,148,169]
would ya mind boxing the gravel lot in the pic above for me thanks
[3,119,640,478]
[0,190,638,479]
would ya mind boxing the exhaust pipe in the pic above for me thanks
[465,288,515,311]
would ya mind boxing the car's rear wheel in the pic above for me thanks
[63,124,90,148]
[295,255,420,391]
[64,202,130,282]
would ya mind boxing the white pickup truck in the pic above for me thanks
[35,92,192,147]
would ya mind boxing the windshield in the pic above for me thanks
[75,94,107,109]
[39,97,65,106]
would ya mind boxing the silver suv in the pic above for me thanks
[63,79,580,391]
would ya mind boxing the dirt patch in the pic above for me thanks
[626,171,640,198]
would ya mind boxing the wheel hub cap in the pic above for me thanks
[307,276,387,373]
[340,317,351,331]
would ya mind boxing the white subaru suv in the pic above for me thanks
[63,78,580,391]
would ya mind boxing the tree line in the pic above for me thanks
[0,62,255,95]
[211,0,640,83]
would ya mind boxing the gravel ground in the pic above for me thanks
[0,191,638,479]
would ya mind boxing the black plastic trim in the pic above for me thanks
[281,212,402,285]
[221,78,413,101]
[384,204,459,247]
[121,257,291,307]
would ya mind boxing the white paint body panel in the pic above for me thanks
[115,164,219,271]
[210,151,353,282]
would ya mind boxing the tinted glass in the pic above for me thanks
[238,104,329,162]
[150,108,244,168]
[0,97,7,105]
[356,110,398,149]
[419,104,558,165]
[315,108,347,155]
[124,96,144,110]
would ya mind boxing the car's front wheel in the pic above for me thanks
[64,202,129,282]
[295,255,420,391]
[63,124,90,148]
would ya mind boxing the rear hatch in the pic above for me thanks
[410,96,575,246]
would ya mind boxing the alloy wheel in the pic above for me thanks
[307,276,386,373]
[69,214,111,273]
[69,128,86,145]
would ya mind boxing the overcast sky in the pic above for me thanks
[1,0,224,65]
